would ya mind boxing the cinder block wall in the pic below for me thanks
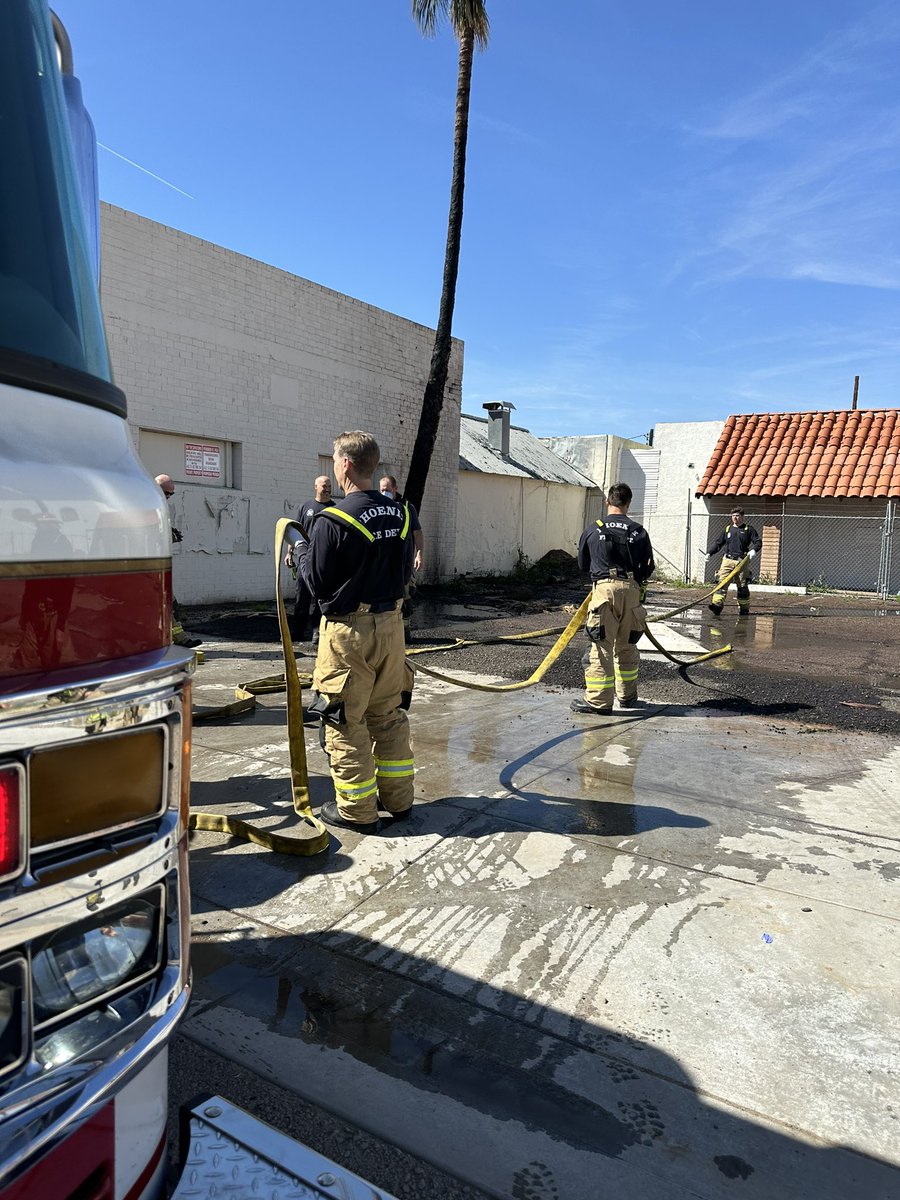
[99,204,461,603]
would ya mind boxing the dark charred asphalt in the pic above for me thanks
[188,578,900,736]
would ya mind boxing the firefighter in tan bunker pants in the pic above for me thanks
[571,482,655,716]
[294,431,415,834]
[704,507,762,616]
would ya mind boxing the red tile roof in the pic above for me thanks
[697,409,900,499]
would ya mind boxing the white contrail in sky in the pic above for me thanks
[98,142,194,199]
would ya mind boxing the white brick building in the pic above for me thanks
[99,204,462,603]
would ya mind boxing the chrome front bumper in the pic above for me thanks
[0,647,194,1190]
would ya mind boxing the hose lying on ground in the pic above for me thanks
[411,558,747,689]
[193,551,748,709]
[187,518,329,856]
[186,532,746,852]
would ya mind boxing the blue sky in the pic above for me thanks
[54,0,899,439]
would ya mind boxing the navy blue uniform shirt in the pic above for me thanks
[708,522,761,559]
[297,490,413,615]
[577,515,655,585]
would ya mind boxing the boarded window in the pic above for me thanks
[138,429,241,489]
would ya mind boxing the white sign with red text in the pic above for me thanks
[185,442,221,478]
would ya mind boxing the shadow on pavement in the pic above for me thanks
[495,730,709,836]
[184,926,899,1200]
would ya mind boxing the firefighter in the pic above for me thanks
[285,474,331,642]
[572,482,655,716]
[294,432,415,834]
[155,475,201,648]
[378,474,423,644]
[704,508,762,616]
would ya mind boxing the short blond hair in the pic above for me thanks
[334,431,380,476]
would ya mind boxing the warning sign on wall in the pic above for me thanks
[185,442,221,478]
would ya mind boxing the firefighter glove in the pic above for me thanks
[748,548,757,559]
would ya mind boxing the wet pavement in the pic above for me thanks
[180,617,900,1200]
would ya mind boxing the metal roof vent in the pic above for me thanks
[483,402,515,458]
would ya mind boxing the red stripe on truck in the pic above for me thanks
[122,1132,166,1200]
[0,1104,115,1200]
[0,564,171,679]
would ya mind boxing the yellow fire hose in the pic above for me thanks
[409,594,592,692]
[410,557,748,690]
[187,531,746,850]
[187,518,329,856]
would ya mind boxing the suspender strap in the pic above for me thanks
[321,506,375,542]
[595,518,638,576]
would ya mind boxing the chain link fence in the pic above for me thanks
[643,501,898,597]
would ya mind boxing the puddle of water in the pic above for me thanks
[416,602,505,626]
[189,939,639,1158]
[666,610,878,672]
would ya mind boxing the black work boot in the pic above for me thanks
[708,602,723,616]
[379,802,413,821]
[570,699,611,716]
[321,800,380,834]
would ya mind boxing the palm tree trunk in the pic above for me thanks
[404,29,474,514]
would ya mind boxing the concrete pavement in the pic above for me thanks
[182,635,900,1199]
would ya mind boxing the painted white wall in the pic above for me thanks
[99,205,462,603]
[539,434,643,490]
[455,473,587,575]
[644,420,725,581]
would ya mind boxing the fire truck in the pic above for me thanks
[0,2,192,1196]
[0,4,392,1198]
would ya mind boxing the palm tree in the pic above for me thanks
[404,0,490,514]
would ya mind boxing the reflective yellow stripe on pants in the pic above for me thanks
[374,755,415,815]
[314,604,415,822]
[334,774,379,804]
[583,578,643,708]
[375,757,415,778]
[615,667,639,683]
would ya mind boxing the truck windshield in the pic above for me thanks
[0,0,113,391]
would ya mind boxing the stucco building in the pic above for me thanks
[555,410,900,594]
[456,405,599,576]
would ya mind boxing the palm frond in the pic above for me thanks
[411,0,490,48]
[411,0,443,39]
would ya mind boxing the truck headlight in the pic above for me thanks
[35,980,155,1070]
[31,889,163,1027]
